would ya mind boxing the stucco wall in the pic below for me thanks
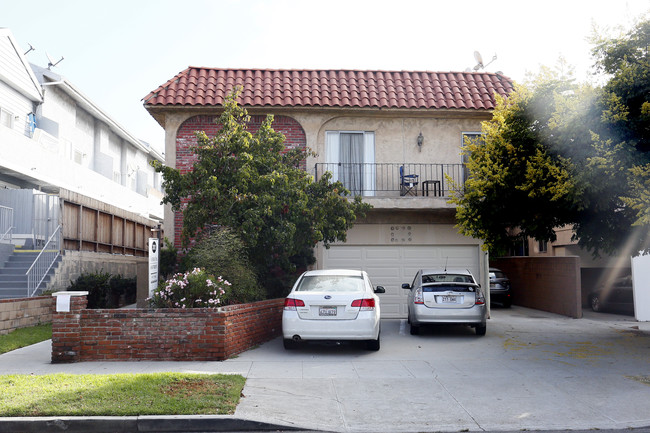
[163,108,490,248]
[312,114,485,166]
[49,251,146,292]
[490,256,582,318]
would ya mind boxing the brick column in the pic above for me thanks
[51,292,88,363]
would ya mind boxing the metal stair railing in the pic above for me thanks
[0,205,13,244]
[26,224,61,297]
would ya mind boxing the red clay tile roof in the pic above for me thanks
[143,68,514,110]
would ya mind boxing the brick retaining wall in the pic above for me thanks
[0,297,52,335]
[51,293,283,363]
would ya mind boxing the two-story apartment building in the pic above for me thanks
[143,67,514,318]
[0,28,164,297]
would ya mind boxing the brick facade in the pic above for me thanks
[0,297,52,335]
[51,294,283,363]
[173,114,307,248]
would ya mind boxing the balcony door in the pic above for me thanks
[325,131,375,196]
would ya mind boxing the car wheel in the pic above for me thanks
[410,323,420,335]
[591,295,601,312]
[475,325,487,336]
[366,337,380,351]
[283,339,297,350]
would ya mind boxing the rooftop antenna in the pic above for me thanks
[46,52,64,70]
[24,43,35,56]
[472,51,497,71]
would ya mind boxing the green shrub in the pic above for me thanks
[159,237,178,280]
[109,275,137,305]
[67,272,136,308]
[181,227,264,305]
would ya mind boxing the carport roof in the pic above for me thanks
[143,68,514,111]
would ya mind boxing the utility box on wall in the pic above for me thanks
[631,254,650,321]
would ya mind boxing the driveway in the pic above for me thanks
[0,306,649,432]
[231,306,650,432]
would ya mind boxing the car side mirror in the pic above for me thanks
[401,283,411,290]
[374,286,385,294]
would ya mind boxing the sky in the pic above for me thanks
[2,0,648,154]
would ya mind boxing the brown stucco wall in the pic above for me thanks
[490,256,582,318]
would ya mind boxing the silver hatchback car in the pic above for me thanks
[402,268,487,336]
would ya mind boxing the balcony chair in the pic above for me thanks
[400,166,419,196]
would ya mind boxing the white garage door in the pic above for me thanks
[323,245,481,318]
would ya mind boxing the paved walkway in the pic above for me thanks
[1,306,649,432]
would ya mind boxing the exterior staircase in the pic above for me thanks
[0,249,61,299]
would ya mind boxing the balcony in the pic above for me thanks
[313,163,465,209]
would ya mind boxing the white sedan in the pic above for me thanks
[282,269,385,350]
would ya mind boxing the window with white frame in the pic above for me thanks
[461,132,484,161]
[325,131,375,196]
[461,132,484,183]
[0,108,14,129]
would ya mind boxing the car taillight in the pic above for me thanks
[475,289,485,305]
[284,298,305,310]
[414,288,424,304]
[351,298,376,310]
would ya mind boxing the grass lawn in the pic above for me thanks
[0,373,246,416]
[0,323,52,355]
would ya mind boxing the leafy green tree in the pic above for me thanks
[451,82,578,256]
[453,17,650,258]
[153,88,371,295]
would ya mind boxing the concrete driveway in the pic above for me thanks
[231,307,650,432]
[1,306,649,432]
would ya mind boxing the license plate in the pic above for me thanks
[440,296,458,303]
[319,306,337,316]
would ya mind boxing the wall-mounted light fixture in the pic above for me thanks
[417,132,424,148]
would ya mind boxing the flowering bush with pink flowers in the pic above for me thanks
[148,268,231,308]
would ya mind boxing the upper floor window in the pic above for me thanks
[325,131,375,196]
[461,132,484,161]
[1,108,14,129]
[538,240,548,253]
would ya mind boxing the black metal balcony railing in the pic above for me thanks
[313,163,466,197]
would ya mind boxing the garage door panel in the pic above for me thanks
[324,245,480,318]
[364,247,401,260]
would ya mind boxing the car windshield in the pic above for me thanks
[422,274,474,284]
[295,275,365,292]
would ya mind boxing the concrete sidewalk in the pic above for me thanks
[1,306,650,432]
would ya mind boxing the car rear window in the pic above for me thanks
[422,285,475,293]
[491,271,506,279]
[296,275,365,292]
[422,274,474,284]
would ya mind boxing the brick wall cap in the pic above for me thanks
[52,291,89,297]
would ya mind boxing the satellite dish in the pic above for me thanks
[471,51,497,71]
[474,51,484,66]
[46,52,64,70]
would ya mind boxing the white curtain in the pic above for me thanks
[325,131,375,196]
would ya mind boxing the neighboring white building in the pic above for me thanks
[0,28,163,220]
[0,28,164,298]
